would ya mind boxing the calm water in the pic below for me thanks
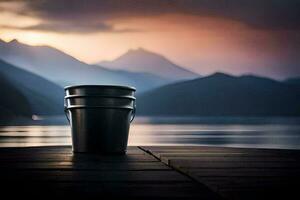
[1,117,300,149]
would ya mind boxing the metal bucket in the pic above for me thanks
[65,95,135,108]
[65,85,135,96]
[64,85,136,154]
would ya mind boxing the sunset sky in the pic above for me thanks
[0,0,300,79]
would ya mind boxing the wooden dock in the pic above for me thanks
[0,146,299,199]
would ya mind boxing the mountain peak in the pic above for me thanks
[9,39,19,44]
[132,47,146,51]
[127,47,153,55]
[209,72,235,79]
[138,72,300,116]
[97,48,199,80]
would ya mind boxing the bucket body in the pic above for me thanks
[66,106,133,154]
[65,85,135,96]
[64,85,136,154]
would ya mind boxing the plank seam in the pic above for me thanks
[138,146,223,199]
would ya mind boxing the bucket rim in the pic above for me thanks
[65,105,134,110]
[64,94,136,100]
[64,85,136,91]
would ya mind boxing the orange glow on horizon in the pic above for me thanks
[0,11,297,79]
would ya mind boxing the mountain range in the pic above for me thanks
[97,48,199,81]
[0,72,32,122]
[137,73,300,116]
[1,38,300,122]
[0,59,64,118]
[0,39,195,92]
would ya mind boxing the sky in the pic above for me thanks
[0,0,300,80]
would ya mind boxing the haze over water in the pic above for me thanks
[1,117,300,150]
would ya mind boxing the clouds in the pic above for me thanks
[1,0,300,33]
[0,20,137,33]
[0,0,300,79]
[0,0,173,33]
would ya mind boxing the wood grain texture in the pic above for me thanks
[141,146,300,200]
[0,146,221,200]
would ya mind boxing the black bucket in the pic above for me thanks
[65,85,135,96]
[64,85,136,154]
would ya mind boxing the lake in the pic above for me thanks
[1,117,300,149]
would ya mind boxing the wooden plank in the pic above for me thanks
[1,181,220,199]
[190,168,300,177]
[142,146,300,156]
[159,156,297,163]
[0,154,157,162]
[141,146,300,200]
[167,160,300,168]
[0,161,170,171]
[0,146,222,199]
[0,170,191,182]
[0,146,142,154]
[195,176,298,188]
[155,152,300,158]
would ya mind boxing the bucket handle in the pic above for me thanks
[64,102,136,124]
[130,102,136,123]
[64,108,70,124]
[64,98,70,123]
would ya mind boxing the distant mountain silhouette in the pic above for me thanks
[0,59,64,116]
[0,73,32,122]
[112,69,172,90]
[285,77,300,87]
[0,39,170,92]
[138,73,300,116]
[97,48,199,80]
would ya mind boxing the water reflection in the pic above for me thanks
[0,117,300,149]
